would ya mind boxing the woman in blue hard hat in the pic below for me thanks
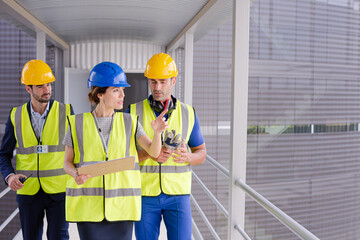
[63,61,168,240]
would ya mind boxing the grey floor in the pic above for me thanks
[13,217,168,239]
[68,221,167,240]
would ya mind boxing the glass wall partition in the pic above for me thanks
[247,0,360,239]
[187,15,233,240]
[187,0,360,239]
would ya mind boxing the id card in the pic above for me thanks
[36,145,48,153]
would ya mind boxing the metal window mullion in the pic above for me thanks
[229,0,250,239]
[184,32,193,106]
[36,31,46,61]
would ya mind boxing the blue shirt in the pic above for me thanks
[30,101,50,140]
[127,97,205,148]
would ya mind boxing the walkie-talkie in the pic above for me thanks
[19,174,32,184]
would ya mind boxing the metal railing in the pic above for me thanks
[0,186,19,236]
[191,194,221,240]
[235,178,320,240]
[189,155,321,240]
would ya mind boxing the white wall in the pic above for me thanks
[70,40,164,72]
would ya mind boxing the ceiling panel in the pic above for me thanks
[11,0,210,45]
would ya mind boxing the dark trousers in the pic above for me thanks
[17,188,69,240]
[77,220,133,240]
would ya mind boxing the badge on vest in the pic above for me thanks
[36,145,48,153]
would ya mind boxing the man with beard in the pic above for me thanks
[129,53,207,240]
[0,59,73,240]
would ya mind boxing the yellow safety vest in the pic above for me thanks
[66,112,141,222]
[10,101,71,195]
[130,99,195,196]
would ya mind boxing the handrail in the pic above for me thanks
[192,218,204,240]
[192,171,229,218]
[234,224,252,240]
[206,155,230,177]
[235,178,320,240]
[0,208,19,232]
[0,187,11,200]
[190,194,221,240]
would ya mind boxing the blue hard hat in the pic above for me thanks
[87,62,130,88]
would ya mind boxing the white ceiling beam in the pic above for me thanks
[166,0,229,52]
[0,0,69,50]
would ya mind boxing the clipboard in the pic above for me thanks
[77,156,136,177]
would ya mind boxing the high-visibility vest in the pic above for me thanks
[130,99,195,196]
[10,101,71,195]
[66,112,141,222]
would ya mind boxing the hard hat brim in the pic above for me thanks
[87,82,131,88]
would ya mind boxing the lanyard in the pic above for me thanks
[92,111,114,160]
[30,103,49,142]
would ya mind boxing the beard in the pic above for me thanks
[33,93,51,103]
[152,90,166,101]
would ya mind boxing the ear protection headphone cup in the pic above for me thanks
[149,95,177,113]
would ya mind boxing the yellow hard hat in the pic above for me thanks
[144,53,178,79]
[21,59,55,85]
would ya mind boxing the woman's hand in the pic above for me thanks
[74,173,91,185]
[64,145,91,185]
[151,109,169,134]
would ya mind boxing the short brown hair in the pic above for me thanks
[88,86,108,104]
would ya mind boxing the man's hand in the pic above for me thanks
[7,174,26,191]
[154,147,174,163]
[172,142,191,164]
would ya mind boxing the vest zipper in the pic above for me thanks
[159,134,163,194]
[159,163,163,193]
[103,156,108,220]
[37,140,42,189]
[103,174,106,220]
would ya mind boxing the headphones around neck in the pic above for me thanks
[149,95,177,114]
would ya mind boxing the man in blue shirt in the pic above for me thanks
[129,53,207,240]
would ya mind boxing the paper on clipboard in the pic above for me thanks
[77,156,136,177]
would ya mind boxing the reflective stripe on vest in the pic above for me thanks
[16,169,65,178]
[67,188,141,197]
[11,101,70,195]
[66,112,141,222]
[140,165,190,173]
[131,99,194,196]
[14,103,66,154]
[74,162,140,170]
